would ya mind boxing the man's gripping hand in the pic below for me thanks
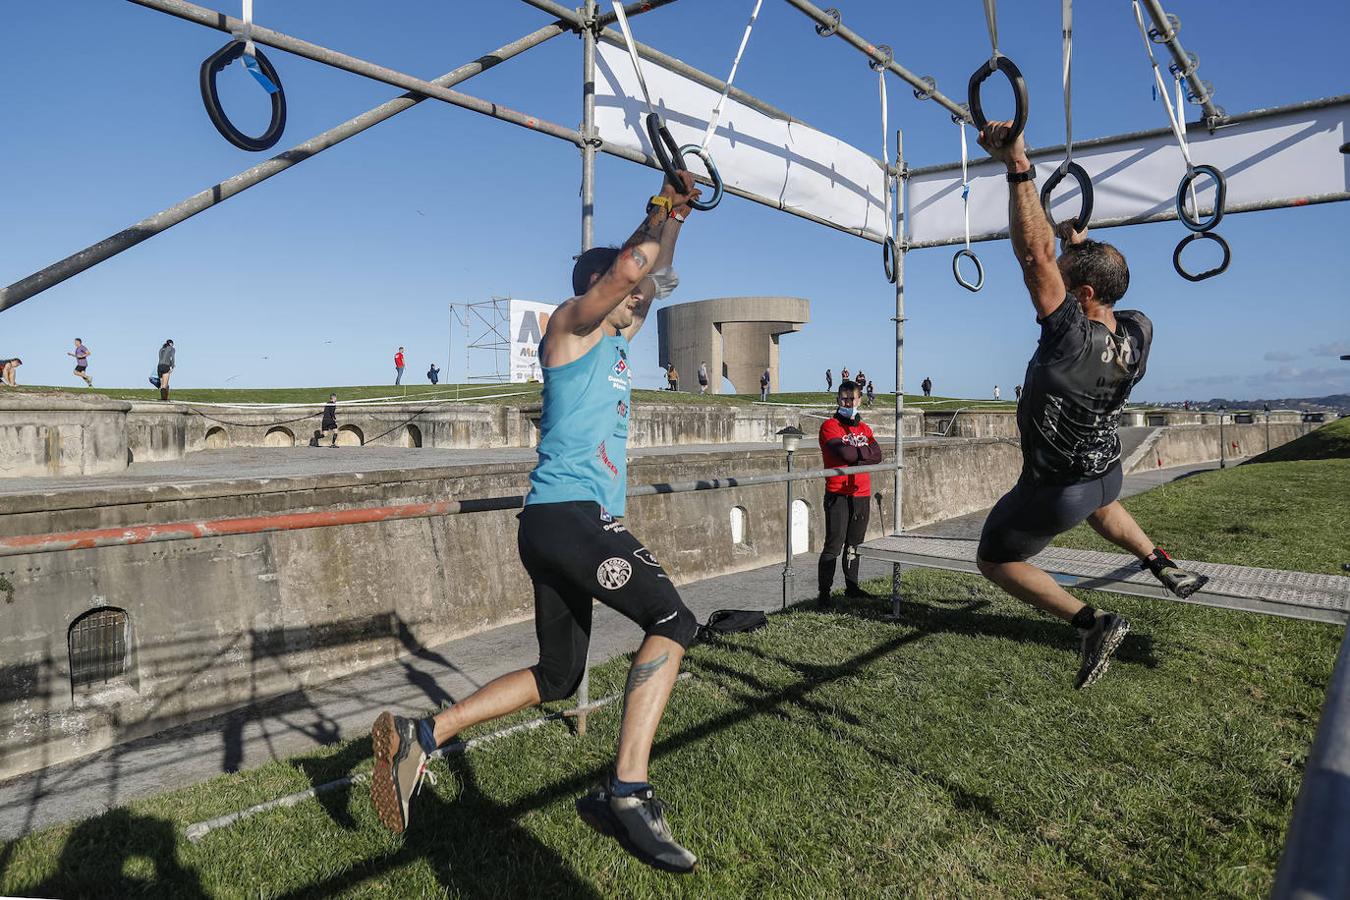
[978,120,1031,173]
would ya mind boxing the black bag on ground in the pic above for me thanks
[696,609,768,643]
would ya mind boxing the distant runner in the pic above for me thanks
[370,171,703,873]
[68,338,92,386]
[975,118,1208,689]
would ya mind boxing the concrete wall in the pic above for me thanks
[0,394,131,477]
[0,437,1017,780]
[1125,422,1312,473]
[656,296,810,394]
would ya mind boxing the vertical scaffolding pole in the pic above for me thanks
[575,0,598,736]
[890,128,906,620]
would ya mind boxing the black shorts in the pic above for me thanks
[977,463,1123,563]
[156,364,171,376]
[517,501,697,699]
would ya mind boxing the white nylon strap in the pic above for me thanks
[1059,0,1073,172]
[959,122,972,251]
[700,0,764,150]
[610,2,657,116]
[879,69,892,242]
[982,0,999,62]
[240,0,256,58]
[1132,0,1192,171]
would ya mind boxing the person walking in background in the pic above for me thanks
[427,363,440,385]
[149,340,174,401]
[921,376,932,397]
[394,347,406,385]
[855,371,867,397]
[0,358,22,386]
[865,380,875,407]
[817,379,882,606]
[319,394,339,447]
[840,366,850,383]
[759,367,771,401]
[665,363,679,391]
[1014,384,1023,401]
[825,368,833,392]
[993,385,1001,401]
[697,360,709,394]
[68,338,93,386]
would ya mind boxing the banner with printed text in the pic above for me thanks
[509,298,559,383]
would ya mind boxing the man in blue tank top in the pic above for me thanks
[371,172,704,874]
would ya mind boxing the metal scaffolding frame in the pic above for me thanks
[5,2,1343,884]
[449,299,512,385]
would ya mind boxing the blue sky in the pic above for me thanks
[3,0,1347,399]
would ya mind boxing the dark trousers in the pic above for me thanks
[818,491,871,594]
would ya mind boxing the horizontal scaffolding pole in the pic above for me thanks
[0,7,583,314]
[0,462,900,558]
[779,0,971,124]
[1140,0,1225,129]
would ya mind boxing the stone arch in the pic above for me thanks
[790,498,811,555]
[402,424,423,448]
[336,424,364,447]
[730,506,749,545]
[263,426,295,448]
[204,427,229,449]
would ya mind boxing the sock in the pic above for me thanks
[1071,606,1098,630]
[416,717,440,756]
[610,775,652,798]
[1143,547,1173,575]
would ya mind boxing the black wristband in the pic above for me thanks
[1006,169,1036,184]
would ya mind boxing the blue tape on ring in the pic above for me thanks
[242,54,280,95]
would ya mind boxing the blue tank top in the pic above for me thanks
[526,333,632,516]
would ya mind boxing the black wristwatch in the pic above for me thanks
[1006,169,1036,184]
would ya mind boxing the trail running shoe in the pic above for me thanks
[576,782,697,874]
[1074,611,1131,690]
[370,712,430,834]
[1143,549,1210,599]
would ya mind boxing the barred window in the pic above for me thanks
[68,608,129,691]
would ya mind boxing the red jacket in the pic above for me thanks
[819,414,882,496]
[394,352,405,368]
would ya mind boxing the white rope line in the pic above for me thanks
[1059,0,1074,172]
[878,68,893,245]
[170,389,540,411]
[1132,0,1203,218]
[700,0,763,151]
[958,121,972,252]
[610,1,657,116]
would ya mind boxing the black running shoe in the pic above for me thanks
[1074,611,1131,690]
[370,712,431,834]
[1143,550,1210,599]
[576,782,697,874]
[844,585,875,599]
[817,592,834,609]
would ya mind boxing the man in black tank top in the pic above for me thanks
[974,119,1208,690]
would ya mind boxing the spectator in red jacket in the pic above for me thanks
[394,347,406,385]
[817,379,883,606]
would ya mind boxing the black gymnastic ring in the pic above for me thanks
[968,54,1028,140]
[1040,161,1094,233]
[677,144,723,211]
[645,112,686,189]
[882,237,898,284]
[953,248,984,292]
[1172,231,1230,282]
[1175,164,1226,232]
[199,40,286,152]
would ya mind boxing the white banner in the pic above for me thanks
[509,299,559,383]
[594,42,889,240]
[907,98,1350,248]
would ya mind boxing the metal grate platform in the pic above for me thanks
[859,535,1350,624]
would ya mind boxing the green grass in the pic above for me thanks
[1248,416,1350,463]
[1,453,1344,897]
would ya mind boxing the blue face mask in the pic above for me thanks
[837,407,856,419]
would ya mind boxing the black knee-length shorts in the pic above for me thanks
[977,463,1123,563]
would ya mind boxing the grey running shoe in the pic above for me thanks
[1143,549,1209,599]
[576,782,697,874]
[370,712,430,834]
[1074,611,1131,690]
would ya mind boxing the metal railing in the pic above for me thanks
[1272,627,1350,900]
